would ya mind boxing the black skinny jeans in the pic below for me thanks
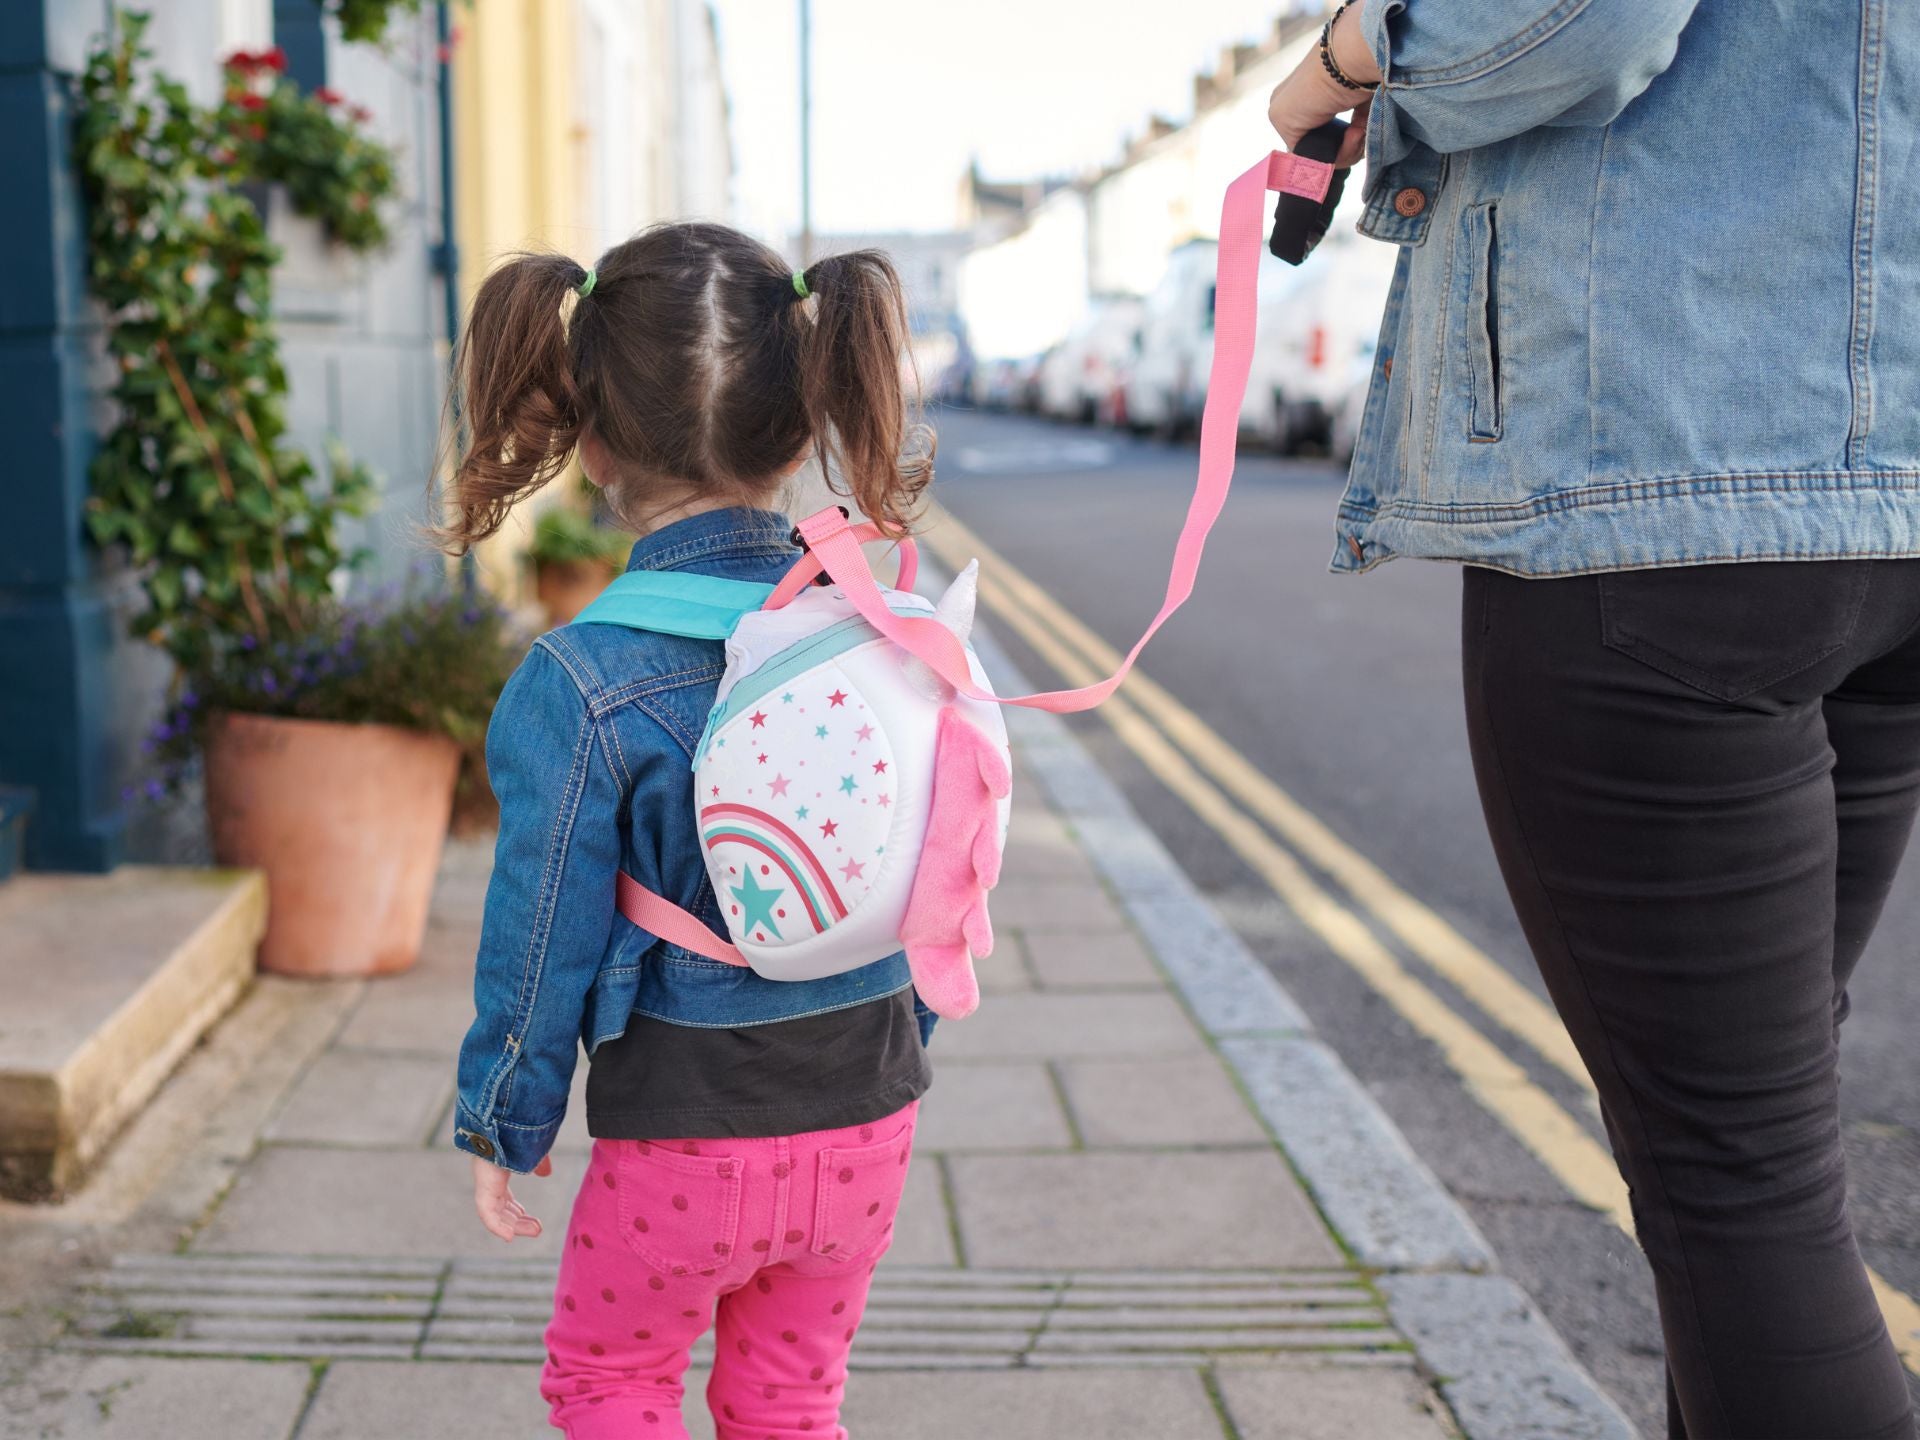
[1462,560,1920,1440]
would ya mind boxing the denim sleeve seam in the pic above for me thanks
[592,662,727,717]
[1380,0,1592,90]
[484,689,598,1126]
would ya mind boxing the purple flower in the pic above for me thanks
[179,689,199,709]
[143,779,165,801]
[240,634,258,651]
[259,672,278,695]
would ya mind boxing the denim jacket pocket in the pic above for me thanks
[1598,562,1874,702]
[1463,202,1502,443]
[616,1141,744,1276]
[810,1111,917,1263]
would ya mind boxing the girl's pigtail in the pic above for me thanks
[796,250,934,537]
[435,253,589,554]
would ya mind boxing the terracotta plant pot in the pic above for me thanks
[535,558,620,628]
[204,712,461,978]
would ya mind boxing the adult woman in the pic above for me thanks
[1269,4,1919,1437]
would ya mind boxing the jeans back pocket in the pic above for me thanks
[811,1113,916,1263]
[615,1141,744,1276]
[1598,562,1873,702]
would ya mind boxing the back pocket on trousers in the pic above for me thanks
[1597,562,1872,702]
[811,1113,916,1263]
[616,1142,743,1277]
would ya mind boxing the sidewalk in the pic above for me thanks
[0,631,1632,1440]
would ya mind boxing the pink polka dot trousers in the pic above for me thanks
[542,1101,919,1438]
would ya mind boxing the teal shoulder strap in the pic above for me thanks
[572,571,775,640]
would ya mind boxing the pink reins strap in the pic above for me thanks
[616,871,749,966]
[791,151,1333,715]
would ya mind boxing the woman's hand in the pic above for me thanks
[1268,5,1382,167]
[472,1152,551,1242]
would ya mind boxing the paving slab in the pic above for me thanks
[0,1354,310,1440]
[986,877,1127,932]
[301,1360,555,1440]
[331,964,477,1055]
[1017,925,1163,990]
[883,1155,957,1268]
[1217,1363,1456,1440]
[264,1050,452,1147]
[931,991,1203,1061]
[840,1366,1228,1439]
[970,933,1035,993]
[1058,1057,1268,1148]
[948,1150,1341,1269]
[193,1145,588,1259]
[915,1061,1073,1152]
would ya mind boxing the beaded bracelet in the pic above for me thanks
[1319,2,1373,92]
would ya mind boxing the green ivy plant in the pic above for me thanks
[219,49,397,251]
[74,13,398,671]
[528,508,633,570]
[329,0,426,45]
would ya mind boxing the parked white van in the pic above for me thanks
[1120,241,1218,437]
[1038,295,1146,424]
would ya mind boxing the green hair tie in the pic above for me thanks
[576,266,597,299]
[791,270,810,300]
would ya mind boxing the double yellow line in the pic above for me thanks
[924,503,1920,1375]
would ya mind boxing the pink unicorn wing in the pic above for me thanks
[899,706,1010,1021]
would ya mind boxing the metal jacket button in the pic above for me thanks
[464,1132,495,1159]
[1393,188,1427,218]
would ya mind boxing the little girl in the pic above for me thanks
[439,222,938,1439]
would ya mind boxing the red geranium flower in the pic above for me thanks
[237,92,267,112]
[225,50,257,70]
[349,105,373,123]
[314,86,343,106]
[262,46,288,72]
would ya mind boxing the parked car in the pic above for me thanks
[1037,295,1146,424]
[1244,229,1397,454]
[970,353,1045,412]
[1121,241,1217,437]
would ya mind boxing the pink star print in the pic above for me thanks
[840,859,866,882]
[750,711,768,729]
[828,690,849,708]
[711,785,720,797]
[758,753,769,765]
[877,794,891,808]
[872,759,888,775]
[769,773,791,798]
[819,819,839,838]
[855,724,874,742]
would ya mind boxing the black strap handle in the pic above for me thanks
[1269,121,1350,266]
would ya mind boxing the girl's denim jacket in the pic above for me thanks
[454,508,926,1173]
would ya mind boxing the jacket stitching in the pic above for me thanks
[1846,0,1884,460]
[1345,469,1920,523]
[1382,0,1589,89]
[592,663,727,717]
[624,979,916,1030]
[482,687,596,1127]
[633,691,702,756]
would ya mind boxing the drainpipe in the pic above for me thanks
[431,2,472,592]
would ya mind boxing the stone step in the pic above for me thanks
[0,866,267,1198]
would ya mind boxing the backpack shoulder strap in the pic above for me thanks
[573,570,777,639]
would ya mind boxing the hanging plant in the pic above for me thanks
[74,12,381,672]
[218,48,397,251]
[329,0,425,46]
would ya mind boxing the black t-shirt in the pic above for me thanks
[586,990,931,1140]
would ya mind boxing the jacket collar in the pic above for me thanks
[623,506,796,574]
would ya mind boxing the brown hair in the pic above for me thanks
[435,222,932,552]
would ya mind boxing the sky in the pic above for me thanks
[707,0,1315,243]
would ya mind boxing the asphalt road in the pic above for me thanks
[931,405,1920,1435]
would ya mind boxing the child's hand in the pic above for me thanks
[471,1152,552,1241]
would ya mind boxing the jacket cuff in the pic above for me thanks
[453,1102,563,1174]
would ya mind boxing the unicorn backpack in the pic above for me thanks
[575,141,1342,1021]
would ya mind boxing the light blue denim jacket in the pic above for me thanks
[1338,0,1920,576]
[454,508,923,1172]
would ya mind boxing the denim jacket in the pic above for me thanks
[455,508,922,1172]
[1339,0,1920,577]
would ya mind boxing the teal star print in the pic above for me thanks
[839,774,859,795]
[795,805,810,820]
[730,869,784,939]
[815,725,829,739]
[782,692,795,703]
